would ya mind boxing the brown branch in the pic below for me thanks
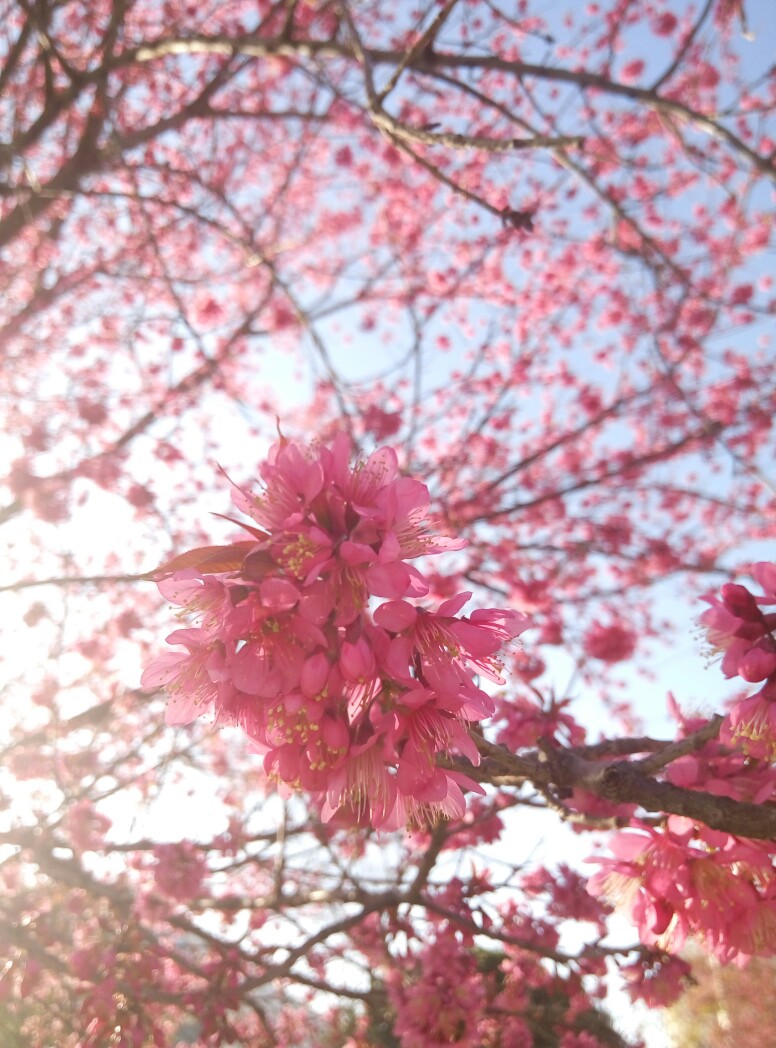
[633,715,724,775]
[375,0,460,103]
[0,572,151,594]
[120,34,775,180]
[474,419,723,522]
[469,733,776,841]
[573,736,667,760]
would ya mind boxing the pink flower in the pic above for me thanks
[234,438,325,532]
[387,769,473,831]
[724,680,776,758]
[396,698,481,771]
[228,587,326,698]
[700,569,776,682]
[362,405,402,440]
[375,594,530,713]
[65,801,112,851]
[387,929,487,1048]
[141,628,230,725]
[651,12,678,36]
[582,621,636,663]
[620,59,645,83]
[587,829,691,951]
[588,821,776,964]
[152,842,207,901]
[321,736,396,827]
[620,953,691,1008]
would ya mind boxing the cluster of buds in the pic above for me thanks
[700,563,776,757]
[142,435,529,829]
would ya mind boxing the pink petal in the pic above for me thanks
[373,600,417,632]
[739,646,776,683]
[259,577,300,611]
[231,643,276,695]
[355,446,398,500]
[446,768,485,796]
[404,567,430,598]
[156,573,203,604]
[340,639,375,681]
[609,831,651,861]
[298,583,334,625]
[300,652,329,697]
[438,592,472,617]
[366,562,417,598]
[753,562,776,601]
[141,652,186,688]
[339,540,377,565]
[399,686,434,709]
[165,691,205,725]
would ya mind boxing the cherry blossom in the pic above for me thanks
[144,437,530,830]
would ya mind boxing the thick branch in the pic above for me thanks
[470,733,776,842]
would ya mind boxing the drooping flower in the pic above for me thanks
[141,627,231,725]
[588,820,776,964]
[699,570,776,682]
[375,594,530,716]
[620,953,691,1008]
[701,563,776,758]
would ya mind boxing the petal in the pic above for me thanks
[353,446,398,503]
[300,652,329,697]
[366,562,417,598]
[753,562,776,602]
[231,643,275,695]
[609,831,652,861]
[373,600,417,632]
[165,691,206,725]
[446,769,486,796]
[141,652,186,688]
[339,540,377,565]
[259,577,300,611]
[438,592,472,617]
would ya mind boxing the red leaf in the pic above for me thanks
[153,542,258,578]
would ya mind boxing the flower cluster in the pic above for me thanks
[619,953,692,1008]
[700,563,776,757]
[142,435,529,830]
[587,685,776,966]
[386,929,487,1048]
[152,843,208,902]
[587,820,776,964]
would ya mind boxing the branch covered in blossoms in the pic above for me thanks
[586,566,776,966]
[144,438,776,968]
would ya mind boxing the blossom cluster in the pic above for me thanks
[386,929,487,1048]
[700,563,776,757]
[383,908,606,1048]
[142,435,529,830]
[586,571,776,967]
[587,813,776,965]
[588,644,776,967]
